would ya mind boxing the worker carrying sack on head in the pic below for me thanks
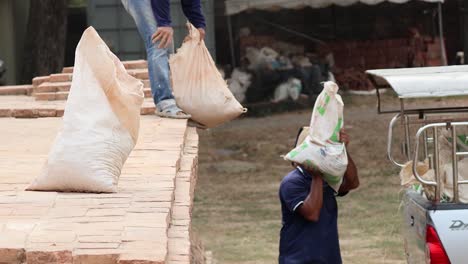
[278,122,359,263]
[284,81,348,192]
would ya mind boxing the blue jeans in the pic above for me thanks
[122,0,176,110]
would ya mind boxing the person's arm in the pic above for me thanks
[151,0,171,28]
[297,174,323,222]
[338,130,359,194]
[338,153,359,194]
[181,0,206,41]
[181,0,206,29]
[280,170,323,222]
[150,0,173,48]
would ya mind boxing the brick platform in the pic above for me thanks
[0,116,199,263]
[0,96,157,118]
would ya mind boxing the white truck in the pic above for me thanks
[367,66,468,264]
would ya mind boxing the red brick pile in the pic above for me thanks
[330,37,444,91]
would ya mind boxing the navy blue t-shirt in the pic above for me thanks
[279,167,342,264]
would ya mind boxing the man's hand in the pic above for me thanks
[152,27,174,49]
[339,129,350,147]
[197,28,205,42]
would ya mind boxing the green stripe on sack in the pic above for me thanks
[288,141,308,159]
[317,94,331,116]
[303,159,314,169]
[330,118,343,143]
[324,173,342,185]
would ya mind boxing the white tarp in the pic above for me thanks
[366,65,468,98]
[225,0,443,15]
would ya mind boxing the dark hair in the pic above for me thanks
[291,127,306,167]
[293,127,306,148]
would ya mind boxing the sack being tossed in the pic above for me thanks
[284,81,348,192]
[169,23,246,128]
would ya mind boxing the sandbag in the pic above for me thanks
[169,23,246,128]
[399,160,437,200]
[272,78,302,103]
[284,81,348,192]
[399,130,468,202]
[228,68,252,103]
[27,27,144,193]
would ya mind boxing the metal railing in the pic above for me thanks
[413,122,468,203]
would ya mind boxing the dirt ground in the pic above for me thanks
[192,94,466,264]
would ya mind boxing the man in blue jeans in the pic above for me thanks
[122,0,206,118]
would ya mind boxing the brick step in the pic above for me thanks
[0,97,157,118]
[49,73,73,83]
[127,69,149,80]
[61,60,148,74]
[123,59,148,69]
[32,76,50,87]
[0,85,33,96]
[35,81,151,96]
[34,88,152,101]
[35,76,149,93]
[167,127,199,264]
[48,71,150,84]
[34,91,69,101]
[35,82,71,93]
[62,66,74,73]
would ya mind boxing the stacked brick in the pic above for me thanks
[167,127,200,264]
[330,37,444,91]
[0,85,33,96]
[0,117,202,264]
[32,60,152,101]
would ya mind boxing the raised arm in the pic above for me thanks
[297,174,323,222]
[280,170,324,222]
[339,153,359,193]
[338,130,359,194]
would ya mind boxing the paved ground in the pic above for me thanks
[0,116,197,263]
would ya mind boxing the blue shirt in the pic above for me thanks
[151,0,206,29]
[279,167,342,264]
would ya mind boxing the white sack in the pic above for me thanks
[284,81,348,191]
[169,24,246,128]
[272,78,302,103]
[27,27,144,193]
